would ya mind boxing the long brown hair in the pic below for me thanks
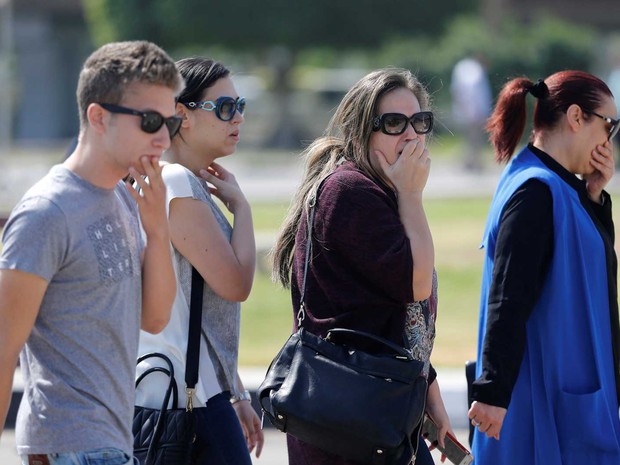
[271,68,431,288]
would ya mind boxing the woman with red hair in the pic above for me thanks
[469,70,620,464]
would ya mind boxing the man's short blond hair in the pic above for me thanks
[76,40,183,129]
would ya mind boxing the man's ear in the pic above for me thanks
[565,103,583,134]
[86,103,107,134]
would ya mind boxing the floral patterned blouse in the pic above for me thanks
[405,269,438,378]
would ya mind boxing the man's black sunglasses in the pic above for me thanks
[372,111,434,136]
[99,103,182,137]
[584,109,620,141]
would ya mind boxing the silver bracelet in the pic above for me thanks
[230,389,251,404]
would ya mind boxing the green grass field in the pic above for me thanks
[240,197,492,368]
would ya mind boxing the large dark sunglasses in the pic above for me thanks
[584,110,620,141]
[372,111,434,136]
[183,96,246,122]
[99,103,182,137]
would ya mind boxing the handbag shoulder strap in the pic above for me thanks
[297,173,333,328]
[184,266,203,410]
[296,194,315,328]
[140,266,203,465]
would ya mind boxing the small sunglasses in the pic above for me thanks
[184,96,246,122]
[99,103,182,137]
[584,110,620,141]
[372,111,434,136]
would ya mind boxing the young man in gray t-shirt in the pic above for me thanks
[0,41,183,465]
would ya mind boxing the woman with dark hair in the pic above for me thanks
[469,70,620,464]
[271,68,453,464]
[135,57,263,464]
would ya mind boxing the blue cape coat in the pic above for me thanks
[473,146,620,464]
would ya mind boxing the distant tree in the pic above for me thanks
[84,0,477,50]
[83,0,477,147]
[375,13,598,141]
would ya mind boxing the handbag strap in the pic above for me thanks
[296,193,317,328]
[184,266,204,411]
[135,352,179,408]
[143,267,203,465]
[298,172,339,327]
[298,171,340,327]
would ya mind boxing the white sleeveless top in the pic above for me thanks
[135,163,241,408]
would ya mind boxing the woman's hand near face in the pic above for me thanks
[170,160,255,302]
[584,140,615,203]
[199,161,248,213]
[376,138,431,196]
[375,138,434,301]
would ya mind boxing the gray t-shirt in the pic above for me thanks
[0,165,144,455]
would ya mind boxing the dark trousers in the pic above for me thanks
[191,392,252,465]
[414,438,434,465]
[287,434,434,464]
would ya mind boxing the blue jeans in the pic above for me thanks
[191,392,252,465]
[21,448,136,465]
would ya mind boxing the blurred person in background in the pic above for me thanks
[450,54,493,171]
[469,71,620,464]
[0,40,180,464]
[272,67,453,465]
[608,54,620,147]
[135,57,264,464]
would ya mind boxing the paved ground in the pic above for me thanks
[0,148,518,213]
[2,148,620,208]
[1,426,473,465]
[219,154,507,202]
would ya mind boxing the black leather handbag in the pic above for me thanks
[258,188,428,465]
[133,267,204,465]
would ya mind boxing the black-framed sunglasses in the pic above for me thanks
[183,96,246,122]
[372,111,434,136]
[584,109,620,141]
[99,103,182,137]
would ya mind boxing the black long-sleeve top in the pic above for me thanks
[472,144,619,408]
